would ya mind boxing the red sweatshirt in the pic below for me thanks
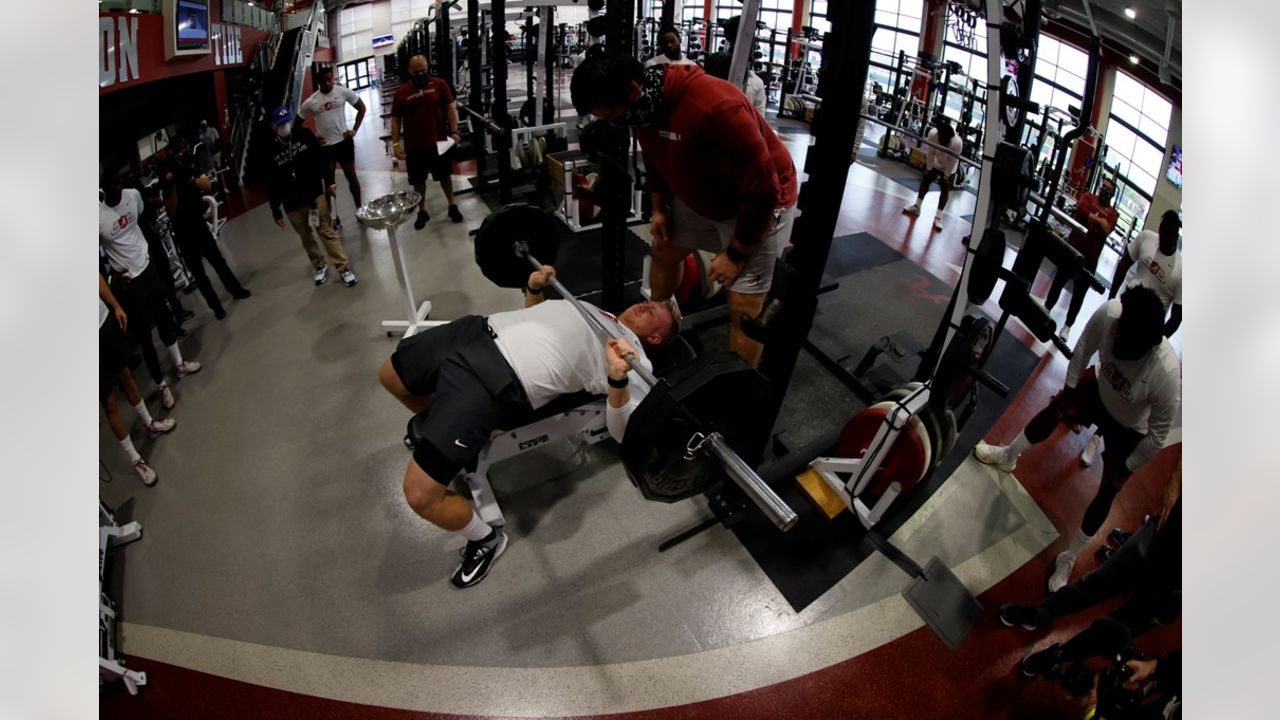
[635,64,798,249]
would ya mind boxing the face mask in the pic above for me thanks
[664,47,681,61]
[1099,187,1114,202]
[411,71,429,88]
[275,123,292,139]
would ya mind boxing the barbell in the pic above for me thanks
[473,204,798,532]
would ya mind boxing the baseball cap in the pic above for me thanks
[270,106,293,126]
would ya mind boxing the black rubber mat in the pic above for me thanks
[728,237,1040,612]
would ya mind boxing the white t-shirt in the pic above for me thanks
[487,300,653,443]
[99,188,150,278]
[1066,299,1181,470]
[744,70,767,115]
[300,85,361,146]
[1123,230,1182,307]
[925,128,964,176]
[644,55,696,68]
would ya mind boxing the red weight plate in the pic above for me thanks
[675,252,700,305]
[836,402,932,505]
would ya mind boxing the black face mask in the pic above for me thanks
[411,71,429,88]
[664,47,681,61]
[1099,188,1115,203]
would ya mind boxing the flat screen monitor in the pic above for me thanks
[1166,144,1182,189]
[176,0,210,50]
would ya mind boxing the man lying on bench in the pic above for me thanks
[377,265,679,588]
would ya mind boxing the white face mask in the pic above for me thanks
[275,122,292,139]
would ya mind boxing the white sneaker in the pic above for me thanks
[902,203,921,217]
[146,417,177,438]
[159,383,176,410]
[314,265,330,285]
[1048,551,1076,592]
[339,268,358,287]
[973,441,1017,472]
[1080,434,1103,467]
[177,360,203,376]
[134,459,158,487]
[932,214,944,232]
[1057,324,1072,344]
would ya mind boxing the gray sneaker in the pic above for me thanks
[314,265,330,286]
[339,268,358,287]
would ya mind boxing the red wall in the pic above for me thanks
[99,8,270,95]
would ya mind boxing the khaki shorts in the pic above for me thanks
[667,196,795,295]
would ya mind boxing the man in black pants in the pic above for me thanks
[138,180,195,330]
[974,286,1180,592]
[170,163,251,319]
[99,168,204,410]
[999,459,1181,692]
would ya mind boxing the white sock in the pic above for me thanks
[167,343,184,367]
[460,511,495,542]
[119,436,142,464]
[1005,431,1032,461]
[133,401,155,427]
[1066,529,1093,558]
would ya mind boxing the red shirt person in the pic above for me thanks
[391,54,464,227]
[1046,178,1120,342]
[571,51,797,366]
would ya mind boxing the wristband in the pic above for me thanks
[607,375,629,389]
[725,245,749,264]
[525,284,543,295]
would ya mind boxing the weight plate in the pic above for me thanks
[622,354,772,503]
[836,401,931,506]
[474,204,561,288]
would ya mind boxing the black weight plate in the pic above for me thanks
[474,203,561,288]
[621,353,771,503]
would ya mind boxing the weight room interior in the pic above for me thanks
[99,0,1182,717]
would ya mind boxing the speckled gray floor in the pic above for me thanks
[100,130,1047,670]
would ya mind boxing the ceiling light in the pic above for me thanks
[1124,7,1137,19]
[1128,54,1140,64]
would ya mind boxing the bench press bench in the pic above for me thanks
[406,337,697,527]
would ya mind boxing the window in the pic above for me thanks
[810,0,829,36]
[866,0,923,93]
[391,0,430,50]
[940,13,988,122]
[1105,71,1173,224]
[1030,36,1088,116]
[339,3,374,61]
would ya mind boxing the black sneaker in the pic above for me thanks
[214,307,227,320]
[1020,644,1064,679]
[231,287,252,299]
[998,604,1041,631]
[413,210,430,230]
[333,216,343,231]
[1108,527,1133,548]
[450,529,508,589]
[447,204,463,223]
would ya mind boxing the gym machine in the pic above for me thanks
[100,499,146,694]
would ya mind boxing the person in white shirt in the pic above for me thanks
[299,66,367,225]
[100,275,175,486]
[974,286,1180,593]
[644,26,697,68]
[197,119,221,168]
[376,265,678,589]
[1110,209,1182,337]
[903,119,965,232]
[707,16,767,115]
[99,168,203,411]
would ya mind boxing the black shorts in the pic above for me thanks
[405,148,452,185]
[391,316,532,482]
[99,318,132,401]
[321,137,355,165]
[1065,369,1145,485]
